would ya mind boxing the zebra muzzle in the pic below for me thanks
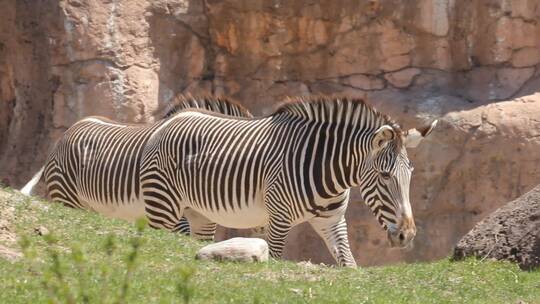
[386,221,416,249]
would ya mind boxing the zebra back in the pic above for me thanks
[155,94,253,119]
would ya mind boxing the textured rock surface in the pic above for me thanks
[1,0,540,266]
[453,185,540,270]
[196,237,269,262]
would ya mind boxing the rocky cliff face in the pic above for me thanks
[1,0,539,266]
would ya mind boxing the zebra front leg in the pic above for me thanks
[309,215,357,267]
[144,202,184,232]
[266,217,293,259]
[183,208,217,241]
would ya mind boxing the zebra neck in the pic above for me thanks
[340,128,379,190]
[277,117,369,197]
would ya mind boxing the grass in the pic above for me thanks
[0,186,539,303]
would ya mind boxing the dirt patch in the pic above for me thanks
[0,189,21,262]
[453,185,540,270]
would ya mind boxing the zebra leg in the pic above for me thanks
[172,216,191,235]
[266,217,293,259]
[144,204,184,232]
[46,164,86,209]
[308,215,357,267]
[183,208,217,241]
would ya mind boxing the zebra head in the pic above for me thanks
[359,120,438,249]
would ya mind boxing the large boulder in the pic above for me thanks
[453,185,540,270]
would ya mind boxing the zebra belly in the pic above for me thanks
[189,202,269,229]
[81,198,146,222]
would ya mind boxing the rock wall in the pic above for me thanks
[1,0,539,266]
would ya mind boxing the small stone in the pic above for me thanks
[34,226,50,236]
[297,260,319,269]
[289,288,302,295]
[196,237,269,262]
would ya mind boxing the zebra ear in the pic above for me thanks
[405,120,438,148]
[373,125,395,150]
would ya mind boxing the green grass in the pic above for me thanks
[0,186,539,303]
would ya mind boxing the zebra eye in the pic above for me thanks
[380,172,391,180]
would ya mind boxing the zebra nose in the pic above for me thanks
[387,217,416,248]
[399,227,416,247]
[387,228,415,248]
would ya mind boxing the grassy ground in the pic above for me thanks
[0,186,539,304]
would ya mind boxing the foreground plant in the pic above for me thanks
[19,218,198,303]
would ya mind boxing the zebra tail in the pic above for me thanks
[20,166,45,196]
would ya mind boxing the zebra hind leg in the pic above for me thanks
[46,164,86,210]
[308,215,357,267]
[183,208,217,241]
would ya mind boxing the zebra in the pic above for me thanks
[20,94,253,236]
[138,96,437,267]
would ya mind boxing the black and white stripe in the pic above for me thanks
[139,96,436,267]
[22,95,436,267]
[21,95,252,237]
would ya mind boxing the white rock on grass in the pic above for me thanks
[195,237,268,262]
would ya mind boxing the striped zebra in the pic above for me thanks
[139,96,437,267]
[20,95,252,236]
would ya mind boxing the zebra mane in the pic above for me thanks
[155,94,253,119]
[274,95,402,134]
